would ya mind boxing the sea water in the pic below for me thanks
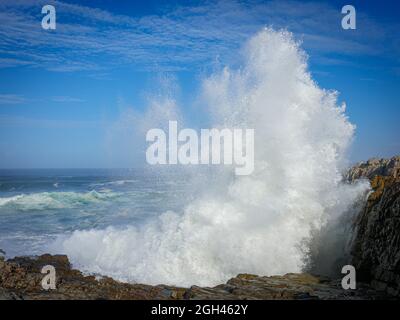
[0,29,370,287]
[0,168,191,258]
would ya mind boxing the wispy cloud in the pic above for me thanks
[360,78,376,82]
[0,0,398,73]
[0,94,27,105]
[0,93,85,105]
[51,96,85,103]
[0,114,104,128]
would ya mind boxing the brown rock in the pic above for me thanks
[0,252,388,300]
[349,156,400,297]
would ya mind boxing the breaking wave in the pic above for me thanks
[56,29,369,286]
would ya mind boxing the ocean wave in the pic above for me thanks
[58,29,369,287]
[0,190,120,211]
[90,180,138,187]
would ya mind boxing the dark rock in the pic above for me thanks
[0,253,388,300]
[348,156,400,297]
[0,253,175,300]
[183,273,386,300]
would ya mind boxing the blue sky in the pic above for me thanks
[0,0,399,168]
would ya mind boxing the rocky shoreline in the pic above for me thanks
[348,156,400,296]
[0,254,390,300]
[1,156,399,300]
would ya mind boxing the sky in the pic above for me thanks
[0,0,399,168]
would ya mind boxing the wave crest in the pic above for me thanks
[0,190,119,211]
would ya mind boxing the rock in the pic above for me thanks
[0,253,388,300]
[0,288,12,300]
[1,156,399,300]
[346,156,400,182]
[348,156,400,297]
[183,273,386,300]
[0,254,177,300]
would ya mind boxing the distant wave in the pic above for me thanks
[90,180,138,187]
[0,190,120,211]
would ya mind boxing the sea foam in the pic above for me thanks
[56,29,369,286]
[0,190,119,211]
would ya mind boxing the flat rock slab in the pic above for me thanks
[0,254,389,300]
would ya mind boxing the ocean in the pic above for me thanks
[0,168,191,258]
[0,29,369,287]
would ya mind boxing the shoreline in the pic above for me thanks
[1,156,399,300]
[0,252,389,300]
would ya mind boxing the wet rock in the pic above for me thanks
[348,156,400,297]
[0,253,388,300]
[184,273,386,300]
[0,253,176,300]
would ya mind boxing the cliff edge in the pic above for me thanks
[348,156,400,296]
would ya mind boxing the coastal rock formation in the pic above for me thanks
[348,156,400,297]
[346,156,400,181]
[0,253,387,300]
[1,155,399,300]
[0,254,176,300]
[184,273,386,299]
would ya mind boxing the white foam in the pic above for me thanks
[56,29,369,287]
[90,180,138,187]
[0,190,119,211]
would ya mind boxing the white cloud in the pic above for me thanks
[0,114,104,128]
[51,96,85,102]
[0,0,397,73]
[0,93,85,105]
[0,94,27,105]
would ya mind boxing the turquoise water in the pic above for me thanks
[0,169,191,257]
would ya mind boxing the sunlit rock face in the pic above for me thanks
[349,156,400,297]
